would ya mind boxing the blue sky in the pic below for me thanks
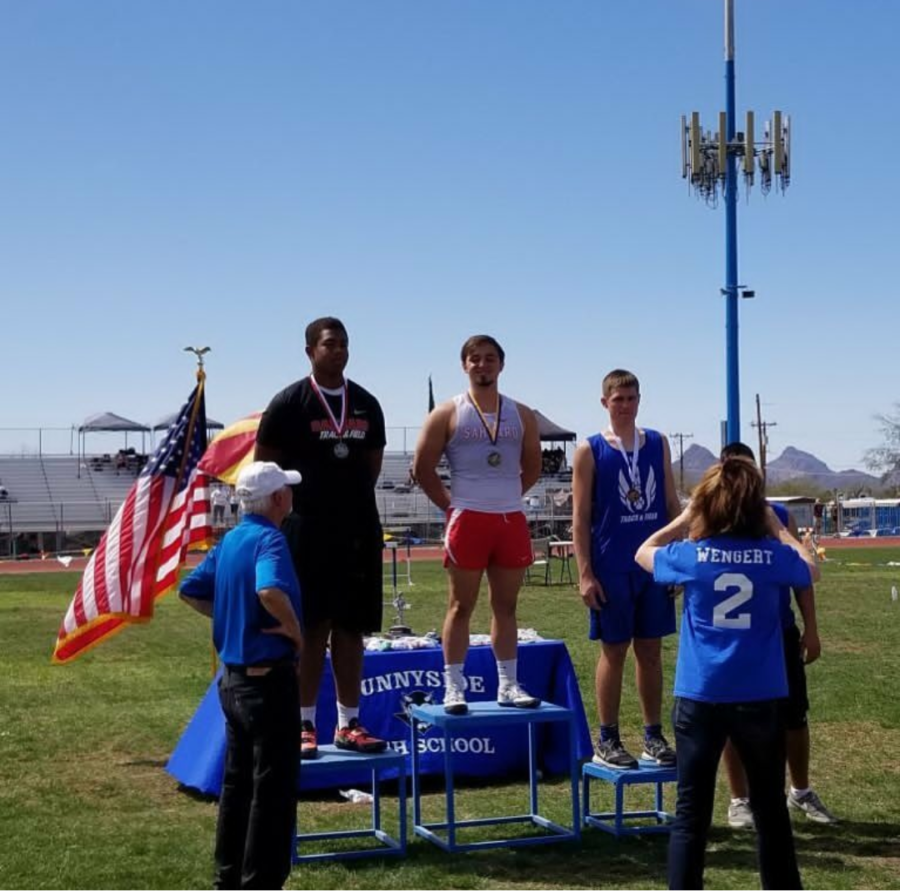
[1,0,896,472]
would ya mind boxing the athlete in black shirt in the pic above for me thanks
[255,317,387,758]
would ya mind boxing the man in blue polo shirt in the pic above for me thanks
[181,461,304,890]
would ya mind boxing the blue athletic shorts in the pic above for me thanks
[588,569,676,643]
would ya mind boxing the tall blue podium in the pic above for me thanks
[409,702,581,852]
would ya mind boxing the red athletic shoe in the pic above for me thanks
[333,718,387,753]
[300,721,318,760]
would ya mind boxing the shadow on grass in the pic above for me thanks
[357,833,669,889]
[303,820,900,889]
[792,819,900,859]
[123,757,169,769]
[701,821,900,879]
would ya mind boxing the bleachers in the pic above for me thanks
[0,456,57,532]
[0,452,576,540]
[0,455,128,535]
[375,454,572,533]
[42,457,108,530]
[87,459,137,510]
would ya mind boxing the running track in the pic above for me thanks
[0,538,896,577]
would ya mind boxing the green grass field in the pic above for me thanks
[1,549,899,889]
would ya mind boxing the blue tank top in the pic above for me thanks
[772,502,797,629]
[588,429,669,573]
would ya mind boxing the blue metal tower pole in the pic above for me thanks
[724,0,740,443]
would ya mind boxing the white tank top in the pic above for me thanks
[445,392,525,513]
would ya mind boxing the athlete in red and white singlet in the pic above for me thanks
[413,335,542,714]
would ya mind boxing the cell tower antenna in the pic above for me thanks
[680,0,791,444]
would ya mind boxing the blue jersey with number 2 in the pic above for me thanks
[654,537,812,703]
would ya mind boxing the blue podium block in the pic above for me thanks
[409,702,580,852]
[294,746,407,862]
[582,760,676,837]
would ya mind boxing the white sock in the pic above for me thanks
[444,663,466,690]
[497,658,518,688]
[730,797,749,806]
[300,706,316,726]
[791,786,811,799]
[337,703,359,729]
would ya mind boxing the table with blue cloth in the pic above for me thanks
[167,640,592,794]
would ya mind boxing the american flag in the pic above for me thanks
[53,377,213,663]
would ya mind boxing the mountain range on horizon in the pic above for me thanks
[678,443,883,493]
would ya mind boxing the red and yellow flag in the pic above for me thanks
[198,412,262,483]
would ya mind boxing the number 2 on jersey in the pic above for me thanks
[713,572,752,629]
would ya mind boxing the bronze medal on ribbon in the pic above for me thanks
[469,392,503,469]
[334,441,349,459]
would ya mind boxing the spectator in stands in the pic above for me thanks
[229,490,240,525]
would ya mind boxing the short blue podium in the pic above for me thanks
[582,760,676,837]
[409,702,580,852]
[294,746,407,862]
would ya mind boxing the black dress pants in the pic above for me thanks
[667,697,801,891]
[215,664,299,890]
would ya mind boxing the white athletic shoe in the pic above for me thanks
[727,798,755,829]
[788,789,839,824]
[497,682,541,709]
[443,678,468,715]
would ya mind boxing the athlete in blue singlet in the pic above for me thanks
[636,456,820,890]
[573,369,682,769]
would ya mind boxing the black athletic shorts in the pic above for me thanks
[779,623,810,730]
[282,512,384,634]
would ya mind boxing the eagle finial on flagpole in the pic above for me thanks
[184,346,211,380]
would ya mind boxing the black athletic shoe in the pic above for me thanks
[641,734,676,767]
[592,738,639,770]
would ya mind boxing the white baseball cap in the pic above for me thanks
[235,461,301,499]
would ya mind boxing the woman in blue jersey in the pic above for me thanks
[636,456,819,890]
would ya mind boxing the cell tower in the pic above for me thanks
[679,0,791,445]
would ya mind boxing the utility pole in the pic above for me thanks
[751,393,777,484]
[670,432,694,494]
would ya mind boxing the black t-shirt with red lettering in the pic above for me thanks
[256,377,385,528]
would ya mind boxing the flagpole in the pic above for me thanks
[181,347,219,679]
[141,349,208,591]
